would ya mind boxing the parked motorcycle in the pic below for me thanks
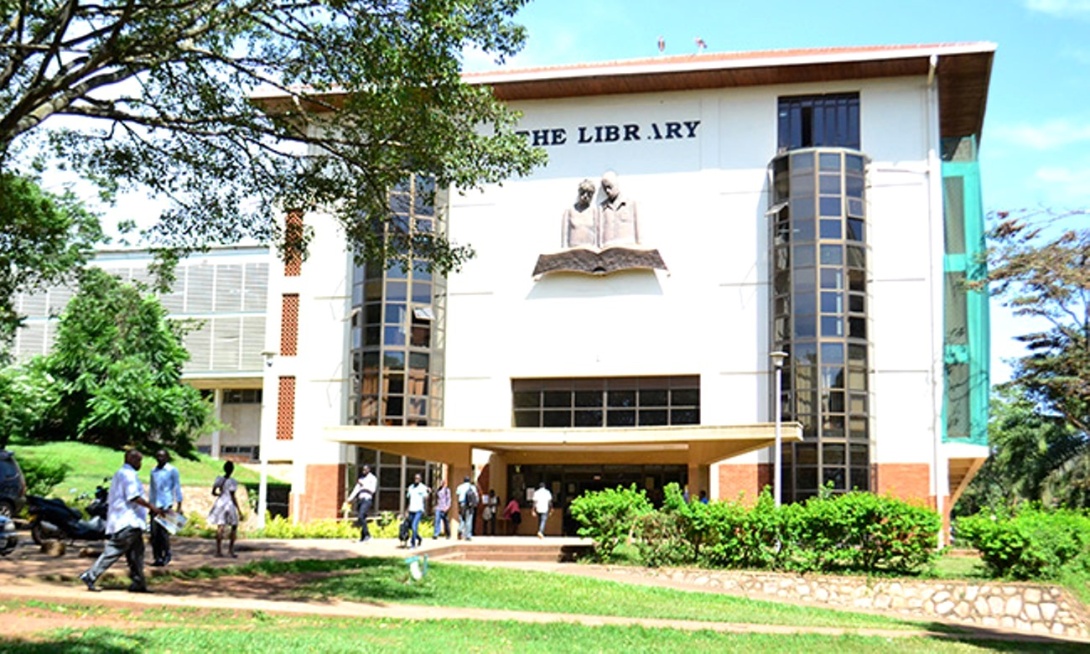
[27,479,109,545]
[0,514,16,556]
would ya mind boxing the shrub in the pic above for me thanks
[956,506,1090,580]
[569,484,652,562]
[636,508,692,568]
[250,513,434,540]
[18,454,71,497]
[796,491,940,574]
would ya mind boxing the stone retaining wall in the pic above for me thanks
[601,566,1088,639]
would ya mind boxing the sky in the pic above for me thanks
[462,0,1090,381]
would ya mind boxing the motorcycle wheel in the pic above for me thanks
[30,521,53,546]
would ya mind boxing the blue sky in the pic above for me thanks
[466,0,1090,380]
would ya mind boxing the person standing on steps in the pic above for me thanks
[208,461,240,558]
[405,473,429,549]
[481,489,498,536]
[532,481,553,538]
[346,465,377,542]
[149,449,183,568]
[455,475,480,541]
[80,449,164,593]
[432,478,451,539]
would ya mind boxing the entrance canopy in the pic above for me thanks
[325,423,802,467]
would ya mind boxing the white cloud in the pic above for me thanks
[991,118,1090,150]
[1025,0,1090,16]
[1030,164,1090,205]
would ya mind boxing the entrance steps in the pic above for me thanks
[426,537,592,563]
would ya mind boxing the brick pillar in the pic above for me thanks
[717,462,771,505]
[297,463,348,522]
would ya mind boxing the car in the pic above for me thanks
[0,450,27,518]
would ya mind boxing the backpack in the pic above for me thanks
[465,485,479,508]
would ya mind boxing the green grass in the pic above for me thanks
[167,557,935,631]
[0,608,1082,653]
[8,438,283,498]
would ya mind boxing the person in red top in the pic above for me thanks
[502,496,522,535]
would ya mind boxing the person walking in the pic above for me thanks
[208,461,240,558]
[148,449,183,567]
[80,449,164,593]
[405,473,429,549]
[455,475,479,541]
[346,465,377,542]
[432,478,451,539]
[532,481,553,538]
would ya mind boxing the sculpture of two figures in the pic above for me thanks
[535,171,666,276]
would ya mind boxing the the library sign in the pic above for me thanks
[516,120,701,147]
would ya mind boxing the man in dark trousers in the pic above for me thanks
[149,449,183,567]
[80,449,164,592]
[346,465,377,542]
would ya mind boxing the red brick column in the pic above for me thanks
[295,463,349,522]
[717,463,772,505]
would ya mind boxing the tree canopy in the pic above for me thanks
[0,172,102,352]
[1,0,545,272]
[2,268,215,455]
[963,212,1090,511]
[986,214,1090,436]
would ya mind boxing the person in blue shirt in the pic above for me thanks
[149,449,183,567]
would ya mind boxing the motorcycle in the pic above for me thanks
[27,479,109,545]
[0,514,16,556]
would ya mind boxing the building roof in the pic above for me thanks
[467,42,995,141]
[253,42,995,141]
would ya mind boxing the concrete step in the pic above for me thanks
[429,543,591,563]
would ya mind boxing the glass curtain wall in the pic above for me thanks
[347,174,446,513]
[770,148,871,502]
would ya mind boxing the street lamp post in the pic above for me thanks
[770,351,788,507]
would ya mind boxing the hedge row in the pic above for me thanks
[570,483,941,574]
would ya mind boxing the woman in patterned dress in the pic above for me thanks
[208,461,240,557]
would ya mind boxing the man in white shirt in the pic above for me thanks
[532,482,553,538]
[80,450,164,593]
[405,473,430,549]
[149,449,183,567]
[346,465,378,542]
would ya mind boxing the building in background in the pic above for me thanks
[10,246,269,464]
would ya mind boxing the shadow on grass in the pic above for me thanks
[919,621,1089,652]
[164,556,435,603]
[1,631,149,653]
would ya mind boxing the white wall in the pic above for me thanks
[444,77,943,467]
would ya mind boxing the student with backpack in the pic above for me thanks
[455,476,480,541]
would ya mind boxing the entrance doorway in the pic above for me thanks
[507,464,688,535]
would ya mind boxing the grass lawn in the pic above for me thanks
[0,604,1082,653]
[8,438,282,498]
[169,557,937,631]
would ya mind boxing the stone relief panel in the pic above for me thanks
[534,172,667,276]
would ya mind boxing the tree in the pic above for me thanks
[0,172,102,353]
[954,386,1086,515]
[972,212,1090,509]
[1,0,545,273]
[22,268,215,456]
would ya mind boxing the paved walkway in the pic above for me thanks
[0,535,1084,646]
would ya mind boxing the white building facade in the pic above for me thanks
[203,44,997,533]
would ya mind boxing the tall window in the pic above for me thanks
[770,148,870,501]
[778,93,860,152]
[348,175,445,426]
[512,377,699,428]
